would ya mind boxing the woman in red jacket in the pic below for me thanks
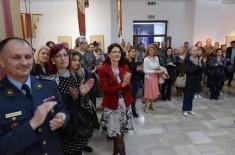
[98,43,133,155]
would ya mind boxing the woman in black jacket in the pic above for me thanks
[161,47,176,101]
[182,46,203,117]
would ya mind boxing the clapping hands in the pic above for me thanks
[79,78,94,96]
[122,72,131,87]
[68,78,94,98]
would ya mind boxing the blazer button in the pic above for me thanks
[43,140,47,145]
[44,153,48,155]
[12,117,16,121]
[38,128,42,132]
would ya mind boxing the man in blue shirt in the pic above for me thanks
[0,37,69,155]
[226,40,235,87]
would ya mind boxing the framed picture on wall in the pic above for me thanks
[226,36,235,47]
[58,36,72,49]
[90,35,104,51]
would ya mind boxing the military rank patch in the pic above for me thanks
[5,89,14,96]
[35,83,42,89]
[5,111,22,119]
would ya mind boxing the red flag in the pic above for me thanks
[77,0,89,36]
[117,0,122,37]
[20,13,32,39]
[2,0,14,37]
[20,14,26,39]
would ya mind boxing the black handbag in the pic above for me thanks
[225,64,234,73]
[75,108,94,139]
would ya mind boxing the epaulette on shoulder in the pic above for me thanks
[36,75,56,81]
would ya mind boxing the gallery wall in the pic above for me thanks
[19,0,235,50]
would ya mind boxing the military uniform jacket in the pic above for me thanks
[0,76,68,155]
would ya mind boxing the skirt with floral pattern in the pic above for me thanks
[100,97,134,137]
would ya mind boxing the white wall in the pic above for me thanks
[193,0,221,44]
[86,0,111,50]
[20,0,79,49]
[20,0,235,49]
[193,0,235,45]
[121,0,195,48]
[20,0,111,50]
[218,3,235,44]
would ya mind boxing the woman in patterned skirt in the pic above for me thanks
[48,44,94,155]
[98,43,134,155]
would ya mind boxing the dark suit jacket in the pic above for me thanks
[0,76,68,155]
[31,64,50,76]
[77,51,97,72]
[184,56,203,93]
[226,47,232,59]
[98,63,133,110]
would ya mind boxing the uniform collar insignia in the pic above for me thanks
[35,83,42,89]
[5,88,14,96]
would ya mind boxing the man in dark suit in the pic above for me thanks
[226,40,235,87]
[0,37,69,155]
[75,37,98,107]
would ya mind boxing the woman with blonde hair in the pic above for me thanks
[143,45,162,113]
[32,46,50,76]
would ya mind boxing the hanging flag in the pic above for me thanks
[117,0,122,37]
[2,0,14,37]
[20,13,31,39]
[20,13,42,39]
[77,0,89,36]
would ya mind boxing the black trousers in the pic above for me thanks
[228,71,235,85]
[210,75,224,98]
[161,79,172,99]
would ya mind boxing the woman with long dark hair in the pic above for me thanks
[98,43,134,155]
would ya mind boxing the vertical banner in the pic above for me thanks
[20,13,31,39]
[2,0,14,37]
[77,0,89,36]
[117,0,122,37]
[20,14,26,39]
[20,13,41,40]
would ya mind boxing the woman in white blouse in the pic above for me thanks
[143,45,163,113]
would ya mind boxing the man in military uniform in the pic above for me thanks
[0,37,69,155]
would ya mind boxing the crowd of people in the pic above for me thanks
[0,36,234,155]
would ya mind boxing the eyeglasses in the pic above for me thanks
[54,53,69,59]
[111,50,121,54]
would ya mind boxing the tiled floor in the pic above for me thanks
[85,84,235,155]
